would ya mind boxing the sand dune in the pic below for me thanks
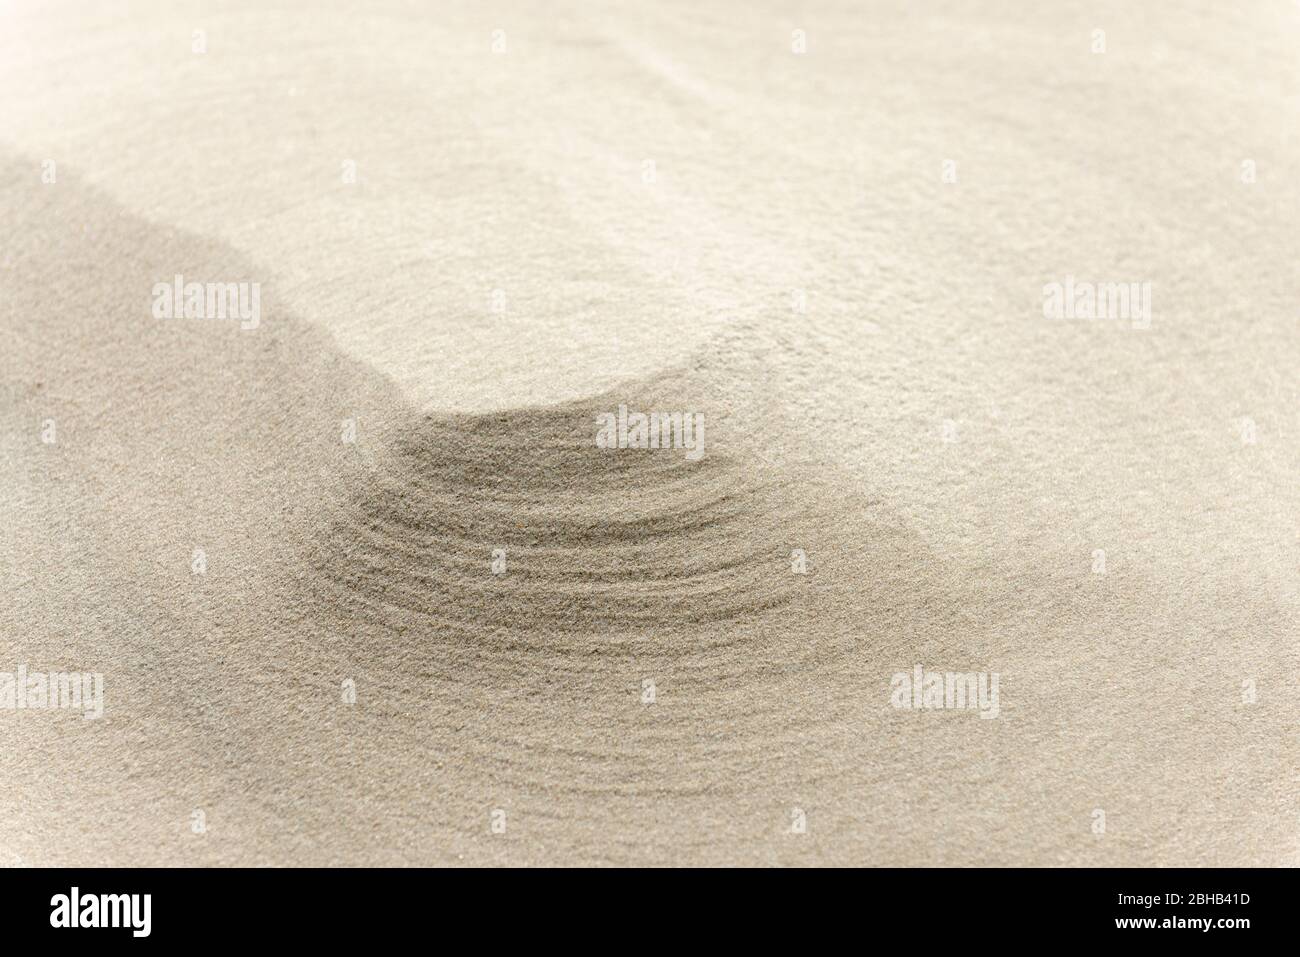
[2,1,1297,866]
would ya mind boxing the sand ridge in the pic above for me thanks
[2,0,1298,866]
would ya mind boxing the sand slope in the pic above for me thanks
[2,1,1297,865]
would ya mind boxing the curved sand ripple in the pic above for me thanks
[3,154,1296,865]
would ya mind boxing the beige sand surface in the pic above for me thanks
[1,0,1297,865]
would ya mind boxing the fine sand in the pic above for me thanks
[1,0,1297,866]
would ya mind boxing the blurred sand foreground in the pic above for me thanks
[1,1,1297,865]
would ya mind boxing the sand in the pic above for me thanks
[1,0,1297,866]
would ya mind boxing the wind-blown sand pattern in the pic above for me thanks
[1,1,1298,866]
